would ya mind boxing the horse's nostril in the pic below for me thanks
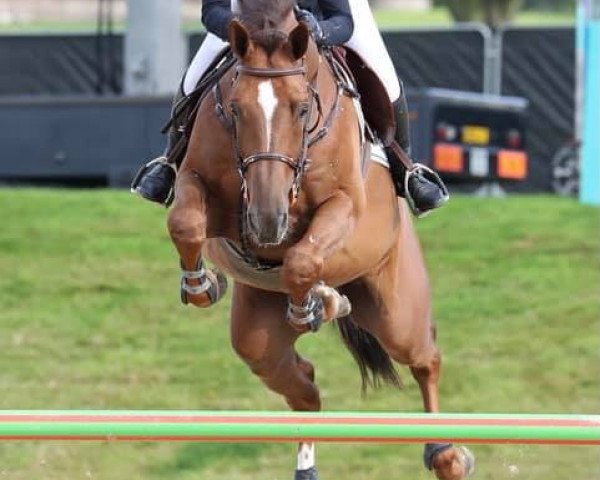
[246,209,289,245]
[246,209,261,233]
[278,212,288,231]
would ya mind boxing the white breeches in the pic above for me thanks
[183,0,400,102]
[345,0,400,101]
[183,33,229,95]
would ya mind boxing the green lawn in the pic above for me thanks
[0,190,598,479]
[375,7,574,28]
[0,7,574,34]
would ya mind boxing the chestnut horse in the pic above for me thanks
[166,0,473,478]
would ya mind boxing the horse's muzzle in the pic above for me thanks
[245,208,289,246]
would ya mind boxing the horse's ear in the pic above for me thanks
[229,19,252,59]
[288,22,310,61]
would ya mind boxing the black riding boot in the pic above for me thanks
[387,89,449,217]
[131,87,189,206]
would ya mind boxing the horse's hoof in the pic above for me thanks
[457,447,475,477]
[312,283,352,320]
[294,466,319,480]
[430,445,475,480]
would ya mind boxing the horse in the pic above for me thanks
[165,0,474,478]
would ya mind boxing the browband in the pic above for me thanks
[236,65,306,78]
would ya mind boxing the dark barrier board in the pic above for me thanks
[2,30,485,96]
[0,34,122,95]
[190,29,486,92]
[0,28,575,192]
[383,28,486,92]
[188,33,206,57]
[500,27,575,192]
[0,92,527,190]
[0,96,169,186]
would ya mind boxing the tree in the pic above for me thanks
[437,0,524,28]
[523,0,575,10]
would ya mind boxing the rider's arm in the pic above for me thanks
[201,0,234,41]
[318,0,354,46]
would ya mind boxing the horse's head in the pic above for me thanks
[227,16,316,247]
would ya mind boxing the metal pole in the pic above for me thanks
[483,28,503,96]
[580,0,600,205]
[0,411,599,445]
[125,0,186,95]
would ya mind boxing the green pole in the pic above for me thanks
[0,411,598,446]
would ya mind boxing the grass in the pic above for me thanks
[375,7,574,28]
[0,8,574,34]
[0,190,598,479]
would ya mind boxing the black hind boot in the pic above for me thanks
[131,87,189,206]
[386,85,449,217]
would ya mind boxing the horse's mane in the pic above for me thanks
[238,0,296,55]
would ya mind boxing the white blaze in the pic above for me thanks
[257,80,278,150]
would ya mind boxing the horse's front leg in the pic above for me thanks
[167,170,227,307]
[282,190,355,332]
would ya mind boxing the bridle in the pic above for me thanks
[235,63,315,203]
[213,54,341,202]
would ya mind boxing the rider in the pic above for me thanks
[132,0,448,216]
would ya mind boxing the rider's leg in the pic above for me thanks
[131,84,186,205]
[132,33,228,205]
[183,33,229,96]
[345,0,448,216]
[391,84,449,216]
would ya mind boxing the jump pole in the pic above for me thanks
[0,411,599,446]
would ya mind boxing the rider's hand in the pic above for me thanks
[296,9,325,46]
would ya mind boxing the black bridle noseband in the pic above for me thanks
[235,63,313,195]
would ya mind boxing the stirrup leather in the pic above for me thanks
[130,156,177,206]
[404,163,450,218]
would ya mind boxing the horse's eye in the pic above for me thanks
[297,102,310,119]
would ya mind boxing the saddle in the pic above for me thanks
[331,47,396,147]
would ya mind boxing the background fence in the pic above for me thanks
[0,26,576,191]
[500,27,575,192]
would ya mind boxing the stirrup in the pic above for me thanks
[424,443,453,470]
[404,163,450,218]
[130,156,177,207]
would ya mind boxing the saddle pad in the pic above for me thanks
[370,143,389,169]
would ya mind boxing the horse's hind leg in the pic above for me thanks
[347,276,473,480]
[167,170,226,307]
[230,282,321,479]
[408,340,474,480]
[408,343,474,474]
[345,206,473,480]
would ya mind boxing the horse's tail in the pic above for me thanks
[336,315,403,392]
